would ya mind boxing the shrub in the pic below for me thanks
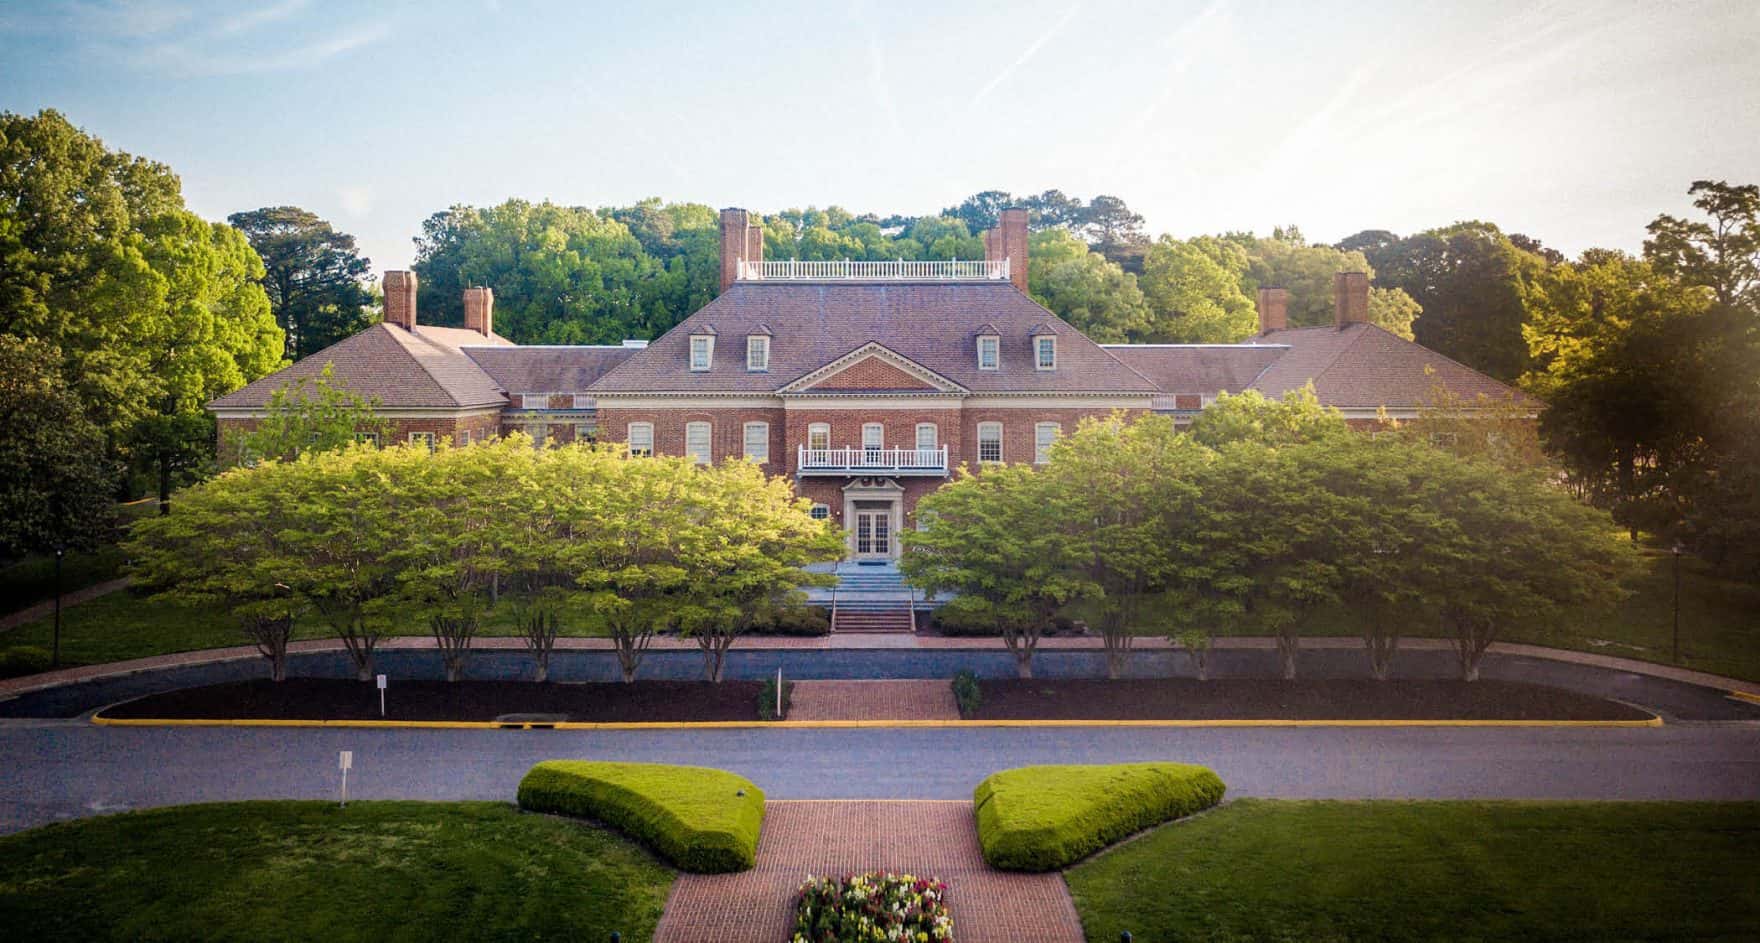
[516,760,765,872]
[974,762,1226,871]
[929,606,1000,637]
[750,606,830,637]
[792,872,953,942]
[0,645,52,680]
[951,670,982,718]
[758,675,795,721]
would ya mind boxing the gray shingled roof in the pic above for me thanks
[1248,323,1536,407]
[461,346,638,396]
[1102,344,1286,397]
[588,282,1160,394]
[210,324,512,410]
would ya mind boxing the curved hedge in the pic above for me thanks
[974,762,1226,871]
[517,760,764,873]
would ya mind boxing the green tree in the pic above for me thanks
[228,206,374,360]
[903,465,1085,679]
[0,336,119,559]
[1138,237,1258,342]
[236,364,389,464]
[1026,229,1152,342]
[1186,386,1348,450]
[1645,180,1759,311]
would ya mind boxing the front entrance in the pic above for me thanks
[840,477,906,562]
[852,502,893,559]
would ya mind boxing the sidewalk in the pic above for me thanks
[0,578,131,632]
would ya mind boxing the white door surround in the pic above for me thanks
[841,477,905,561]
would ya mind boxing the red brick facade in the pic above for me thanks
[808,358,936,391]
[216,411,502,462]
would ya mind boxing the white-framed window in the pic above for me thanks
[457,429,472,447]
[529,423,548,448]
[574,422,594,444]
[977,422,1003,463]
[747,335,769,372]
[1034,422,1061,464]
[521,392,547,409]
[1200,393,1218,408]
[807,422,831,451]
[627,422,653,457]
[408,431,436,452]
[572,393,593,409]
[1035,336,1056,370]
[862,423,884,453]
[355,432,380,448]
[809,503,831,521]
[977,335,1000,370]
[685,421,712,464]
[743,421,769,462]
[915,423,938,450]
[689,334,714,371]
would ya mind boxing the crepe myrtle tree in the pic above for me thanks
[1038,413,1210,679]
[674,457,842,682]
[125,460,303,681]
[902,463,1087,679]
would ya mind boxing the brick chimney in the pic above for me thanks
[1333,271,1369,328]
[463,286,494,337]
[719,208,764,291]
[384,270,417,330]
[983,208,1030,292]
[1256,287,1289,334]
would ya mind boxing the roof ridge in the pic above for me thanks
[387,324,497,408]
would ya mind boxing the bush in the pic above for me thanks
[951,670,981,718]
[758,675,795,721]
[929,606,1000,637]
[0,645,52,680]
[516,760,765,872]
[974,762,1226,871]
[793,872,953,942]
[750,606,830,637]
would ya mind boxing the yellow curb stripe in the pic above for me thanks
[91,714,1663,730]
[1727,690,1760,706]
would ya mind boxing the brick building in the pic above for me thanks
[211,207,1530,564]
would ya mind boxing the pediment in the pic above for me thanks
[780,342,967,394]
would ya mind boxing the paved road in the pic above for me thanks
[5,720,1757,834]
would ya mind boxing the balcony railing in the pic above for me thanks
[798,445,949,476]
[739,259,1009,281]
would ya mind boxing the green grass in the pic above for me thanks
[0,544,130,613]
[1067,799,1760,943]
[517,760,766,873]
[0,800,674,943]
[974,763,1226,871]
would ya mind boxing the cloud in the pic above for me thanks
[970,3,1083,108]
[133,20,392,76]
[851,1,903,139]
[210,0,311,37]
[339,186,375,219]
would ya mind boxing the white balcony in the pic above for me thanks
[798,445,949,476]
[738,259,1009,282]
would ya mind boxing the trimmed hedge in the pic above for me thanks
[516,760,764,873]
[974,762,1226,871]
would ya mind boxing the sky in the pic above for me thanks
[3,0,1757,272]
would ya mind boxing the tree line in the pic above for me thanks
[902,397,1632,681]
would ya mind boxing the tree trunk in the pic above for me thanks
[270,651,287,682]
[1277,631,1299,680]
[533,656,549,684]
[157,451,172,516]
[1463,662,1480,683]
[1015,648,1034,680]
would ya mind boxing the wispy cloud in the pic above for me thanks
[210,0,310,37]
[338,185,375,219]
[133,20,392,75]
[851,1,903,139]
[1110,0,1232,157]
[969,3,1082,108]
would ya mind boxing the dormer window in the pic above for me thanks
[977,335,1000,370]
[689,334,714,371]
[747,335,769,372]
[1035,335,1056,370]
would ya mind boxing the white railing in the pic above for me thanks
[739,259,1009,281]
[798,446,949,474]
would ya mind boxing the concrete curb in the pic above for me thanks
[90,714,1664,731]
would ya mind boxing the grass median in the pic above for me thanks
[0,800,674,942]
[1067,799,1760,942]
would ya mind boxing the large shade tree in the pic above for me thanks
[228,206,374,360]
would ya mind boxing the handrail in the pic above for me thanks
[798,445,948,470]
[738,259,1008,281]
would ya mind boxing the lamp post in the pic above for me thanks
[1671,543,1683,664]
[52,545,65,669]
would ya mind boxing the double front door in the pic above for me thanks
[852,501,893,559]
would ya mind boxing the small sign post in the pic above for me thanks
[338,750,353,807]
[775,667,783,720]
[376,674,387,718]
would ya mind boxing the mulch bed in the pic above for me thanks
[971,678,1654,722]
[99,678,766,723]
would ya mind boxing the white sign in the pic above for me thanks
[376,674,387,690]
[339,750,353,771]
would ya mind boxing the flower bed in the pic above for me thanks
[792,872,954,942]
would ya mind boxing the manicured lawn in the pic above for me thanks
[1067,799,1760,942]
[0,801,674,942]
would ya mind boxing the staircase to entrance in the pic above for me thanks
[817,563,919,635]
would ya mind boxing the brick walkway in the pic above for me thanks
[655,800,1083,943]
[0,578,130,632]
[788,680,960,721]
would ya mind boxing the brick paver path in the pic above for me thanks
[655,800,1083,943]
[788,680,961,721]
